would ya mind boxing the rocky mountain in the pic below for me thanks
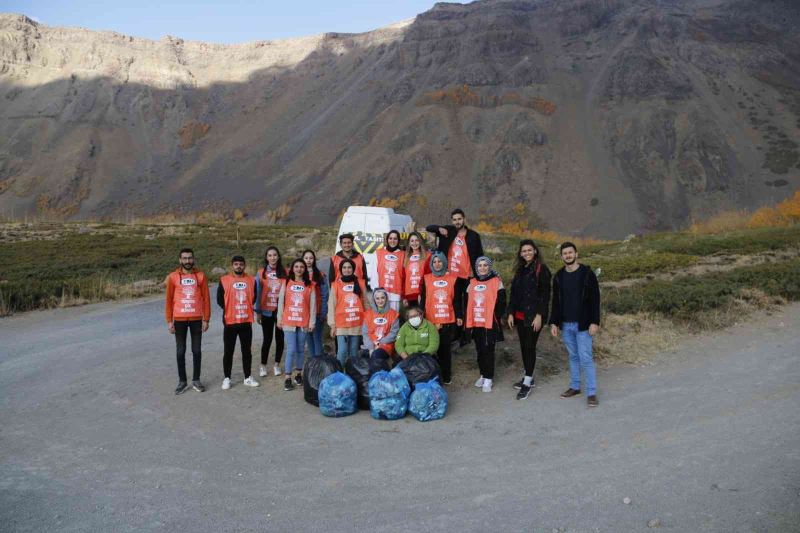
[1,0,799,236]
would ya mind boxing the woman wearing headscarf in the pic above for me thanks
[375,230,405,311]
[328,258,367,365]
[465,256,506,393]
[419,252,465,384]
[362,287,401,365]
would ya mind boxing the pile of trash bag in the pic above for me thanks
[303,354,343,406]
[397,354,440,391]
[318,372,358,417]
[368,367,411,420]
[409,378,448,422]
[345,351,384,411]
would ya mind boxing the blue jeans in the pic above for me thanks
[561,322,596,395]
[305,315,324,357]
[336,335,360,365]
[284,327,307,374]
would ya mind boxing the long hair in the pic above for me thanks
[288,258,311,286]
[513,239,542,278]
[302,249,323,284]
[262,246,286,279]
[403,231,428,268]
[384,229,402,251]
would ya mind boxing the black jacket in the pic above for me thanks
[507,262,551,324]
[425,224,484,278]
[549,264,600,331]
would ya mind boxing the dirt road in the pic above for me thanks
[1,296,798,532]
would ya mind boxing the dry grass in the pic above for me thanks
[690,191,800,234]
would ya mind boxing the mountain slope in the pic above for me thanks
[0,0,798,236]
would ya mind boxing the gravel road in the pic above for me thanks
[1,295,798,532]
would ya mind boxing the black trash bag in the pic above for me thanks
[397,354,440,391]
[368,350,391,376]
[303,354,343,406]
[345,353,372,411]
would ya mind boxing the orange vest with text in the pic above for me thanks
[333,279,365,329]
[376,248,405,293]
[448,235,471,279]
[364,308,399,355]
[257,266,286,312]
[280,280,313,328]
[403,251,430,299]
[423,272,458,325]
[221,274,255,325]
[332,253,366,282]
[168,270,208,321]
[466,276,501,329]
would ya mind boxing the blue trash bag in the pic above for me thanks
[367,367,410,420]
[318,372,358,417]
[409,378,448,422]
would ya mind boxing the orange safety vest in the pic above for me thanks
[333,279,365,329]
[403,251,430,298]
[221,274,255,325]
[280,280,313,328]
[466,276,501,329]
[363,307,399,355]
[423,272,458,325]
[376,248,405,293]
[332,253,366,282]
[169,270,207,320]
[257,266,285,312]
[448,235,471,279]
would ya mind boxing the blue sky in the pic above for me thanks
[1,1,469,44]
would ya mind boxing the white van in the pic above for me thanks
[335,206,420,289]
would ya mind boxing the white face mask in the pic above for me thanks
[408,316,422,328]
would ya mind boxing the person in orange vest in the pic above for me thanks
[466,256,506,393]
[362,287,400,365]
[328,258,367,365]
[329,233,369,288]
[255,246,287,378]
[165,248,211,394]
[277,258,317,391]
[302,249,329,357]
[216,255,260,390]
[426,209,484,347]
[402,231,430,307]
[419,251,466,385]
[376,230,405,311]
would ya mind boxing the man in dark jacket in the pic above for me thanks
[426,209,484,346]
[550,242,601,407]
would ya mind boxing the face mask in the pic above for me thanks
[408,316,422,328]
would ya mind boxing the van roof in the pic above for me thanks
[344,206,398,215]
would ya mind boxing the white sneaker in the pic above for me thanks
[482,379,493,393]
[273,365,281,376]
[243,376,260,387]
[221,377,231,390]
[474,376,485,388]
[259,365,268,377]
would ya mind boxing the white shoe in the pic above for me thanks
[474,376,485,388]
[259,365,268,377]
[221,377,231,390]
[273,365,281,376]
[243,376,260,387]
[482,379,493,393]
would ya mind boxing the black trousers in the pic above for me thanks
[516,322,542,378]
[436,323,457,382]
[472,327,496,380]
[260,315,284,365]
[175,320,202,382]
[223,323,253,379]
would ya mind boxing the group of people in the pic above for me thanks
[165,209,602,406]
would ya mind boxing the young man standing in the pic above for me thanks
[329,233,369,288]
[165,248,210,394]
[550,242,601,407]
[426,209,484,345]
[217,255,260,390]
